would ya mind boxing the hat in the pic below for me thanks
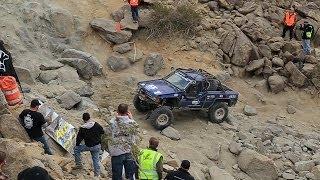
[17,166,53,180]
[181,160,191,169]
[30,99,41,107]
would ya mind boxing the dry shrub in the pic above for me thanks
[146,3,202,38]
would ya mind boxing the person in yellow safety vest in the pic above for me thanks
[127,0,140,23]
[282,9,297,40]
[138,137,163,180]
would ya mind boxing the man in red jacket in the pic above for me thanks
[128,0,140,23]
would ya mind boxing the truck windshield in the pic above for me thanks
[165,72,192,90]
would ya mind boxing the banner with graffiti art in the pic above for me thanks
[38,103,76,152]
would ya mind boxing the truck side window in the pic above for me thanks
[186,84,198,98]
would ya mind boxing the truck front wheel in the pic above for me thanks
[148,106,173,130]
[133,94,150,112]
[208,103,228,123]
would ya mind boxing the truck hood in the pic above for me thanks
[138,80,178,96]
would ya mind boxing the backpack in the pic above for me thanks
[305,24,314,39]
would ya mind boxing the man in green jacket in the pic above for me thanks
[138,137,163,180]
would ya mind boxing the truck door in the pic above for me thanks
[180,82,207,109]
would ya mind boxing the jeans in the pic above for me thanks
[131,6,139,21]
[33,136,53,155]
[74,144,101,176]
[282,25,294,39]
[302,39,311,54]
[111,153,136,180]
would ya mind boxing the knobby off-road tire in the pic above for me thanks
[208,102,228,123]
[148,106,173,130]
[133,94,150,112]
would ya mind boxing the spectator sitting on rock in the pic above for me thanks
[17,166,53,180]
[0,151,8,180]
[165,160,195,180]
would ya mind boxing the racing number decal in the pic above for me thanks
[146,84,158,90]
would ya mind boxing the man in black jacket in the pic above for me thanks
[19,99,53,155]
[0,40,20,85]
[165,160,195,180]
[73,113,104,177]
[300,21,314,55]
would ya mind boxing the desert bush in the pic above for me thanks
[145,3,202,38]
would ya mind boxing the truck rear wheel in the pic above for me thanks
[208,103,228,123]
[133,94,150,112]
[148,106,173,130]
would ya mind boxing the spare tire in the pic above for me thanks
[147,106,173,130]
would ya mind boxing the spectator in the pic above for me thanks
[165,160,195,180]
[0,151,8,180]
[282,9,297,40]
[108,104,137,180]
[19,99,53,155]
[17,166,53,180]
[138,137,163,180]
[300,21,315,54]
[127,0,140,23]
[74,113,104,177]
[0,40,20,85]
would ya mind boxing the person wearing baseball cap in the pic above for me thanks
[19,99,53,155]
[165,160,195,180]
[17,166,53,180]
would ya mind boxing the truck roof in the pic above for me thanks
[177,68,215,82]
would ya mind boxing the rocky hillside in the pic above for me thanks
[0,0,320,179]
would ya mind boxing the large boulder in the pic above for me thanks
[238,1,257,14]
[217,0,232,10]
[311,165,320,180]
[38,71,59,84]
[48,8,75,38]
[285,62,307,87]
[220,23,258,67]
[107,55,130,72]
[258,44,272,59]
[241,17,275,42]
[144,53,164,76]
[61,49,102,76]
[58,58,93,80]
[295,3,320,22]
[243,105,257,116]
[209,165,235,180]
[282,41,301,54]
[246,58,265,72]
[238,149,278,180]
[113,43,133,54]
[14,66,36,85]
[268,75,285,93]
[127,49,144,63]
[229,141,243,155]
[161,126,181,141]
[294,160,316,172]
[0,114,30,142]
[90,18,132,44]
[56,90,81,110]
[0,138,68,179]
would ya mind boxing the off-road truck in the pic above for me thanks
[133,68,239,130]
